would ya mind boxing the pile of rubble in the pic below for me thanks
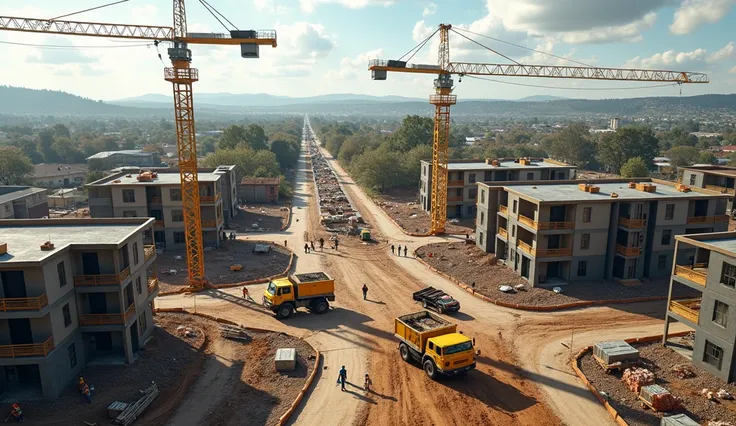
[621,367,655,393]
[307,137,364,234]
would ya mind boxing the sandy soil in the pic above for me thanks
[231,204,291,232]
[580,343,736,426]
[157,239,291,292]
[374,189,474,235]
[1,314,206,426]
[416,242,699,306]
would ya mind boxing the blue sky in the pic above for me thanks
[0,0,734,100]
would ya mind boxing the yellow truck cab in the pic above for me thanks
[394,311,475,379]
[263,272,335,319]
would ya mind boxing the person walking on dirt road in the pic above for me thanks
[391,244,395,255]
[242,286,250,300]
[334,239,339,251]
[304,243,310,253]
[404,246,407,257]
[397,245,401,256]
[311,241,316,251]
[319,237,324,250]
[338,366,348,391]
[362,284,368,300]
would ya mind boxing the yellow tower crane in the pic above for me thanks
[370,23,709,235]
[0,1,277,289]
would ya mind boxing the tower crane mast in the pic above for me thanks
[369,23,709,235]
[0,1,277,289]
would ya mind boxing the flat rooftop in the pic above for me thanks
[494,180,727,203]
[0,186,46,204]
[88,171,221,186]
[677,232,736,256]
[0,219,151,264]
[682,166,736,177]
[423,159,574,171]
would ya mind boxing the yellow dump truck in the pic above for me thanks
[394,311,476,379]
[262,272,335,319]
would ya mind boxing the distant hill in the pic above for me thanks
[518,95,569,102]
[114,92,424,107]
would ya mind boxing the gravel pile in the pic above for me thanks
[580,343,736,426]
[375,191,473,235]
[416,242,699,307]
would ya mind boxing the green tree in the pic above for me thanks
[666,146,700,168]
[85,170,106,184]
[698,151,716,165]
[0,147,34,185]
[270,139,298,169]
[53,123,71,139]
[350,145,403,192]
[389,115,433,151]
[201,147,280,179]
[219,125,247,150]
[401,144,433,188]
[52,137,85,163]
[37,128,57,162]
[619,157,650,178]
[597,126,659,174]
[244,124,268,151]
[337,134,368,166]
[543,123,596,167]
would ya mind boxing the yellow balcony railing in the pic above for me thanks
[447,196,463,202]
[0,337,54,358]
[675,264,707,286]
[498,228,508,239]
[154,220,165,228]
[538,221,574,230]
[148,276,159,294]
[669,299,701,324]
[537,248,573,257]
[79,304,136,326]
[518,214,538,230]
[0,294,48,312]
[615,244,641,257]
[705,185,735,195]
[619,217,646,229]
[447,180,465,187]
[687,215,730,225]
[200,193,222,203]
[499,205,508,215]
[517,240,535,256]
[144,245,156,262]
[74,267,130,286]
[202,219,218,228]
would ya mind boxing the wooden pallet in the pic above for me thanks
[220,324,251,342]
[593,354,638,373]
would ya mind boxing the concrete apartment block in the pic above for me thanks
[475,179,730,287]
[0,218,159,398]
[0,186,49,219]
[420,158,576,219]
[86,166,238,249]
[663,232,736,382]
[681,166,736,214]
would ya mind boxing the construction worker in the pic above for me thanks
[362,284,368,300]
[311,241,316,251]
[242,286,250,300]
[338,366,347,391]
[397,245,402,256]
[82,383,92,403]
[284,240,288,247]
[404,246,407,257]
[319,237,325,250]
[334,239,339,251]
[391,244,395,255]
[364,372,372,391]
[78,376,86,394]
[8,403,23,423]
[304,243,310,253]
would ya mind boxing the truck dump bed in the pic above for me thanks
[293,272,332,283]
[291,272,335,299]
[395,311,456,353]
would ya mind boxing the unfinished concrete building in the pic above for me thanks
[681,166,736,214]
[420,158,576,219]
[475,179,730,287]
[86,166,238,249]
[0,186,49,219]
[0,218,158,398]
[663,232,736,382]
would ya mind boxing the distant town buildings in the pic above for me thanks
[0,186,49,219]
[475,179,729,287]
[87,150,159,169]
[420,158,576,219]
[610,117,621,130]
[33,163,88,188]
[48,188,88,209]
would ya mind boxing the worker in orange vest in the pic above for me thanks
[9,403,23,423]
[82,383,92,403]
[77,376,86,394]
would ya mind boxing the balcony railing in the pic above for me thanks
[537,248,573,257]
[499,205,508,215]
[675,264,708,286]
[616,244,641,257]
[498,228,508,239]
[200,193,222,203]
[705,184,735,195]
[517,240,535,256]
[518,214,538,230]
[148,276,159,294]
[74,267,131,286]
[149,196,162,204]
[447,180,465,187]
[79,304,136,326]
[0,294,48,312]
[538,221,574,230]
[669,299,701,324]
[0,337,54,358]
[619,217,646,229]
[154,220,165,228]
[144,245,156,262]
[447,196,463,202]
[687,215,731,224]
[202,219,218,228]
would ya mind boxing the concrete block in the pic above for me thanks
[275,347,297,372]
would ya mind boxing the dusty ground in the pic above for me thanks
[374,189,474,235]
[0,313,206,426]
[577,170,620,180]
[580,343,736,426]
[49,206,91,218]
[415,242,699,306]
[166,314,316,426]
[231,204,291,232]
[157,239,291,292]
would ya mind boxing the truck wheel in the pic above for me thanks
[277,305,293,319]
[313,299,329,314]
[399,343,411,363]
[423,359,438,380]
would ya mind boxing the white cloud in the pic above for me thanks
[730,65,736,73]
[624,42,734,68]
[670,0,736,35]
[560,13,657,44]
[326,48,385,80]
[422,3,437,17]
[253,0,291,14]
[299,0,394,14]
[412,21,435,43]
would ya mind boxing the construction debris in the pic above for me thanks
[639,384,678,412]
[220,324,251,342]
[622,367,655,393]
[111,383,159,426]
[176,325,198,338]
[672,363,696,379]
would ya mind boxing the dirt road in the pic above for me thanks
[159,120,683,426]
